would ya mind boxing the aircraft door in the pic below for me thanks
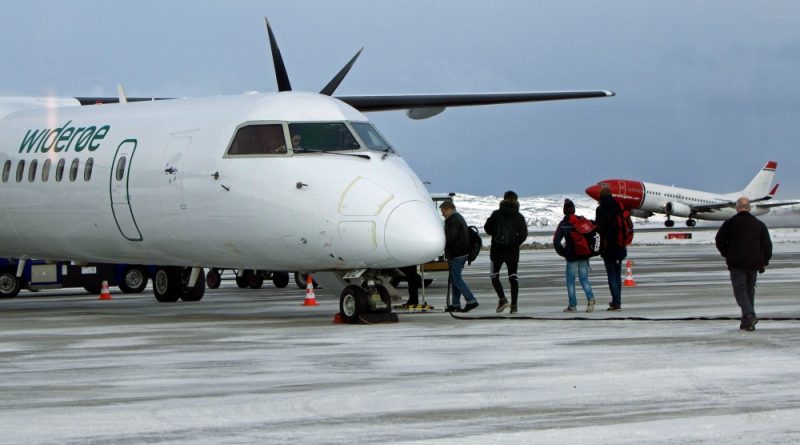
[158,136,193,241]
[110,139,143,241]
[618,180,627,198]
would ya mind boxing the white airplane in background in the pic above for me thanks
[0,19,613,322]
[585,161,797,227]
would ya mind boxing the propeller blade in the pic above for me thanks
[265,17,292,92]
[320,48,364,96]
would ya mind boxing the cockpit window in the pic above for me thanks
[288,122,360,152]
[227,124,287,156]
[351,122,392,151]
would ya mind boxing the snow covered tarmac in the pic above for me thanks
[2,243,800,444]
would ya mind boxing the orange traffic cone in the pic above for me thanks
[302,274,319,306]
[98,280,112,300]
[332,313,344,324]
[623,260,637,287]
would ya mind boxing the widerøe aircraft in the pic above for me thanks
[585,161,797,227]
[0,19,613,322]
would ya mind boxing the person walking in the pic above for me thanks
[483,190,528,314]
[595,186,627,311]
[439,200,479,312]
[715,197,772,331]
[554,199,596,312]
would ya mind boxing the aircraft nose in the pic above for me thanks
[384,200,445,265]
[585,185,601,200]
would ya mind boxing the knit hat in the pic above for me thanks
[503,190,518,201]
[563,199,575,215]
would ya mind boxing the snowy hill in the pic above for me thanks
[447,193,800,245]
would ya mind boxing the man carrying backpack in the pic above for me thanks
[553,199,596,313]
[439,200,479,313]
[484,190,528,314]
[595,186,628,311]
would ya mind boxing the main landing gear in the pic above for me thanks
[663,216,696,227]
[152,266,205,302]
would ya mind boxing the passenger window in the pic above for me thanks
[56,158,65,182]
[16,160,25,183]
[28,159,38,182]
[69,158,79,182]
[288,122,360,152]
[227,124,287,155]
[84,158,94,181]
[115,156,127,181]
[2,160,10,183]
[42,159,51,182]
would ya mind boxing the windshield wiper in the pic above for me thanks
[293,148,371,160]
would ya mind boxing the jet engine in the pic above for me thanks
[630,209,653,219]
[664,201,692,217]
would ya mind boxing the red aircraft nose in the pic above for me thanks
[585,184,601,200]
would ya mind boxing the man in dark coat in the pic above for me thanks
[439,200,479,312]
[483,190,528,314]
[715,197,772,331]
[595,186,627,311]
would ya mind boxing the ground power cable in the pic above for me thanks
[447,312,800,321]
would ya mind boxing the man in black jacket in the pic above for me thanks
[484,190,528,314]
[595,186,627,311]
[440,200,479,312]
[715,197,772,331]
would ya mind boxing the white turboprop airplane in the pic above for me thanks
[585,161,797,227]
[0,19,613,322]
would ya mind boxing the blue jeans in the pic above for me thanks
[603,256,623,307]
[566,259,594,308]
[449,255,477,307]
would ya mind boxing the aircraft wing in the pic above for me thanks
[337,90,615,118]
[689,201,736,213]
[755,201,800,209]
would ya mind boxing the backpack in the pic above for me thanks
[616,203,634,246]
[467,225,482,265]
[569,215,601,258]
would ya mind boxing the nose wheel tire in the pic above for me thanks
[340,286,367,324]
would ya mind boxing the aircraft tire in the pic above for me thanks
[339,285,367,324]
[235,270,250,289]
[0,271,21,298]
[294,272,318,289]
[181,268,206,302]
[153,267,181,302]
[247,273,264,289]
[272,272,289,288]
[665,219,675,228]
[375,285,392,313]
[119,266,148,293]
[206,269,221,289]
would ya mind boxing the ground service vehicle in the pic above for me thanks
[0,258,152,298]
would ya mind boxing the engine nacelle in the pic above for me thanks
[664,201,692,217]
[630,209,653,219]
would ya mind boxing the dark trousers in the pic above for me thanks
[490,260,519,306]
[603,257,623,307]
[398,265,421,305]
[730,269,758,318]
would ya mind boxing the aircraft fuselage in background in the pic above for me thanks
[585,161,795,227]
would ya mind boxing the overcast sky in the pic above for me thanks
[2,1,799,197]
